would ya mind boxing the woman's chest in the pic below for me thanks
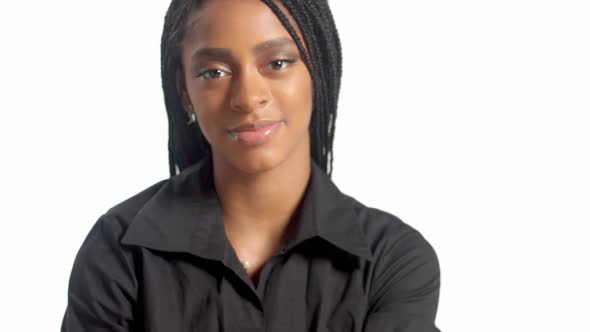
[135,250,371,332]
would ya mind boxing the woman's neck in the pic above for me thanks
[212,136,312,249]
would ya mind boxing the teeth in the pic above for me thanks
[228,132,239,141]
[227,121,282,142]
[255,121,273,129]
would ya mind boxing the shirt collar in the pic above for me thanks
[121,156,373,263]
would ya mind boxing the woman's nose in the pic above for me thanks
[229,68,271,113]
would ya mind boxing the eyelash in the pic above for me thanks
[196,58,296,80]
[268,58,296,70]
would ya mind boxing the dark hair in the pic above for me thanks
[161,0,342,177]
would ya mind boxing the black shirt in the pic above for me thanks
[61,156,441,332]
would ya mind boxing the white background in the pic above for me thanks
[1,1,589,331]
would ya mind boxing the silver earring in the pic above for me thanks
[186,105,196,125]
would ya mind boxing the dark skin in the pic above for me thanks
[176,0,314,284]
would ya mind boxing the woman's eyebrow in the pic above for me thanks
[191,37,296,63]
[191,48,232,62]
[252,37,295,55]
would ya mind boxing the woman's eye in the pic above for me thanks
[269,59,295,70]
[197,68,228,80]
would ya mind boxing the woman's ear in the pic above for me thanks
[175,68,192,113]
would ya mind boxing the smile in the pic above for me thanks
[226,120,285,146]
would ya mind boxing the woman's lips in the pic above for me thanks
[227,120,285,146]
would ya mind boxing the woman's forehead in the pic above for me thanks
[182,0,303,49]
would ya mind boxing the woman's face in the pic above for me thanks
[178,0,313,174]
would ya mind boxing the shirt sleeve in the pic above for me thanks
[363,228,441,332]
[61,215,137,332]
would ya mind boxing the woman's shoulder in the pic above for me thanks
[339,193,440,316]
[104,178,170,228]
[335,195,440,329]
[339,193,438,263]
[102,159,209,231]
[73,178,171,262]
[62,176,180,331]
[90,159,213,254]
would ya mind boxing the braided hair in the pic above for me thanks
[161,0,342,177]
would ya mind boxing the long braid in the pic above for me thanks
[285,0,329,170]
[297,0,342,176]
[161,0,209,176]
[259,0,325,171]
[161,0,342,177]
[282,0,342,176]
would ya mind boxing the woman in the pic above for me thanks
[61,0,441,331]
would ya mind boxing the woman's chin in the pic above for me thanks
[210,129,308,176]
[218,148,286,175]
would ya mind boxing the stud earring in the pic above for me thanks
[186,105,196,125]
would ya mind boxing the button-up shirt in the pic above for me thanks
[61,156,441,331]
